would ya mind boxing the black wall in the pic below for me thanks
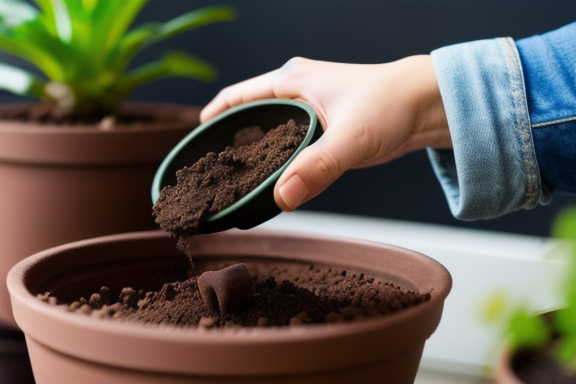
[2,0,576,236]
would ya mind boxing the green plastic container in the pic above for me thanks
[152,99,322,233]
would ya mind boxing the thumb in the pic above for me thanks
[274,130,359,211]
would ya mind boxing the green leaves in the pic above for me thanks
[0,0,237,120]
[112,5,237,76]
[158,5,238,41]
[551,206,576,366]
[33,0,72,43]
[122,50,217,94]
[507,307,549,352]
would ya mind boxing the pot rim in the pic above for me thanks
[0,102,201,133]
[7,229,452,376]
[0,102,200,165]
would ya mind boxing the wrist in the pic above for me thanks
[410,55,451,150]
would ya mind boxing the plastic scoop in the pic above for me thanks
[151,99,322,234]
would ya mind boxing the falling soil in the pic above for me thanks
[38,261,431,328]
[152,120,308,256]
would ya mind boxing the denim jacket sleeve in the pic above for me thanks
[427,22,576,221]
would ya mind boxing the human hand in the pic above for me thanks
[200,55,451,211]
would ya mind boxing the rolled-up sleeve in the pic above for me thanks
[428,37,546,221]
[516,22,576,195]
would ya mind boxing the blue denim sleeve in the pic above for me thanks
[516,22,576,195]
[428,38,547,220]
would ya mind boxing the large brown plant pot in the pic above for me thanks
[7,229,452,384]
[0,103,199,328]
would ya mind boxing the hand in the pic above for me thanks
[200,55,451,211]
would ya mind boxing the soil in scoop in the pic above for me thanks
[38,262,431,328]
[152,120,308,254]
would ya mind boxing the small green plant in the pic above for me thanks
[484,206,576,371]
[0,0,237,121]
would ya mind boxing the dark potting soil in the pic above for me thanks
[38,262,431,328]
[513,347,576,384]
[152,120,308,255]
[0,101,165,126]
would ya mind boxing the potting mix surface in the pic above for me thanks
[38,261,431,328]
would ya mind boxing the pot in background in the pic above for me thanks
[495,346,524,384]
[0,102,199,328]
[8,229,452,384]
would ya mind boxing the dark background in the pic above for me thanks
[2,0,575,237]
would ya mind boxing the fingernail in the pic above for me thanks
[279,174,307,210]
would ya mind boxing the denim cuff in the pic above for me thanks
[428,37,544,221]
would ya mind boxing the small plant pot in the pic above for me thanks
[495,346,525,384]
[494,312,575,384]
[8,229,451,384]
[0,102,199,328]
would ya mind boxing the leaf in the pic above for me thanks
[89,0,149,55]
[0,0,38,28]
[507,307,549,352]
[554,307,576,361]
[120,50,216,94]
[109,22,162,73]
[0,30,62,80]
[157,5,237,41]
[33,0,72,43]
[0,18,73,80]
[552,206,576,240]
[0,62,45,97]
[552,206,576,324]
[109,5,236,76]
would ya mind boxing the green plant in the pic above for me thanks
[485,206,576,372]
[0,0,237,121]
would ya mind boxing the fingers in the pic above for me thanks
[200,57,319,123]
[274,129,363,211]
[200,71,279,123]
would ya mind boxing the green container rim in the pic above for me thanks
[151,99,319,224]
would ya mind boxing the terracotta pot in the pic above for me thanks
[0,103,199,327]
[495,346,524,384]
[7,229,452,384]
[493,313,569,384]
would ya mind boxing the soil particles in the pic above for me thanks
[38,262,431,329]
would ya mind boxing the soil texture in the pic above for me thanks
[513,346,576,384]
[38,261,431,329]
[0,101,175,127]
[153,120,308,255]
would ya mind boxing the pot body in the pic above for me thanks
[0,103,199,327]
[495,349,525,384]
[7,229,452,384]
